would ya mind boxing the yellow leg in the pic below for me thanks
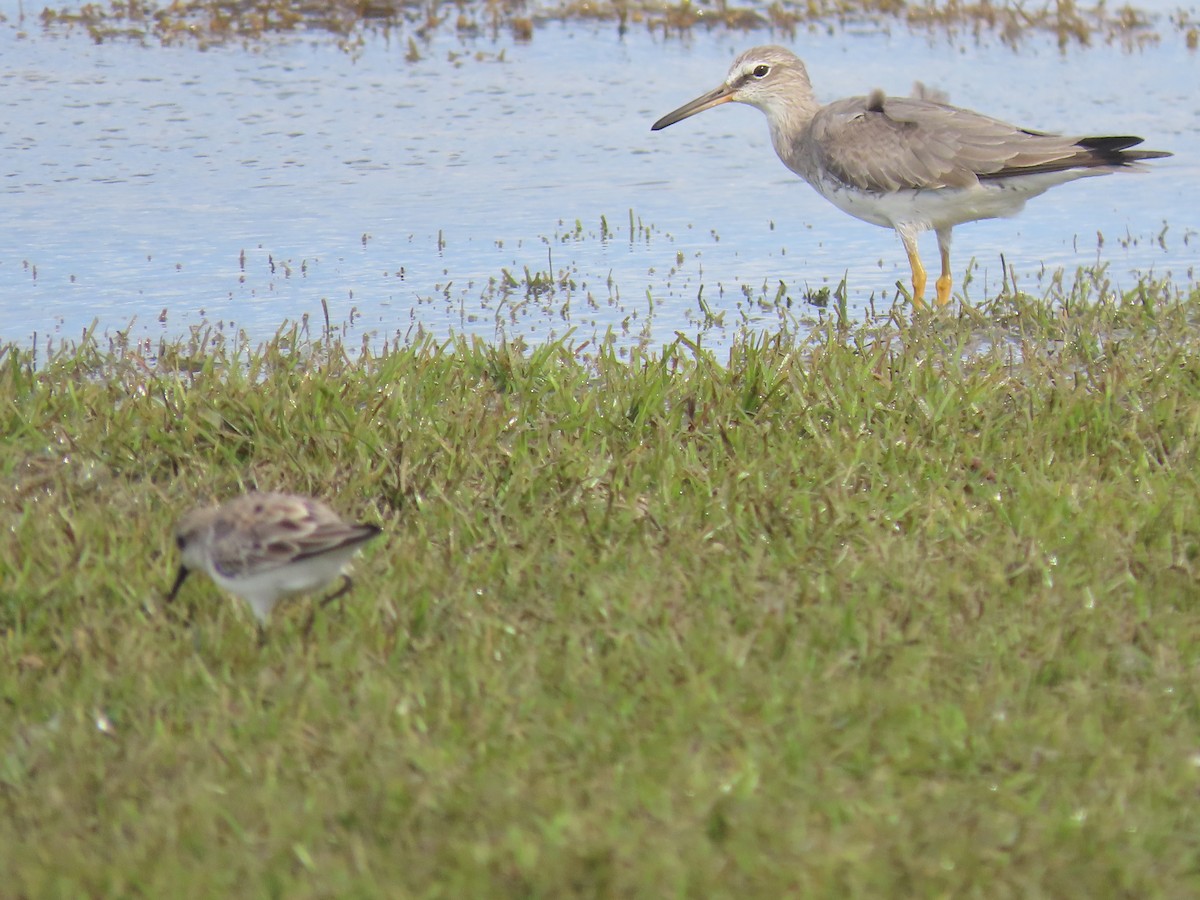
[900,229,927,308]
[935,274,952,306]
[935,228,953,307]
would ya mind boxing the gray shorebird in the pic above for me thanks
[167,491,381,626]
[651,46,1171,308]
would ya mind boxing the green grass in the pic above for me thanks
[3,280,1200,896]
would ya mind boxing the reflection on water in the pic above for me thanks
[0,16,1196,353]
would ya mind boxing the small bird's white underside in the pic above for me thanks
[205,544,364,622]
[816,168,1108,234]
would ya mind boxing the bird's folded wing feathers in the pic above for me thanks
[209,500,373,577]
[810,97,1091,193]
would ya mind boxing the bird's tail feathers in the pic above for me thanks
[1076,136,1172,167]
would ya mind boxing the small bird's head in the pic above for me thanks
[165,507,218,601]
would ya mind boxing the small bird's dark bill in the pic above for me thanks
[166,565,191,602]
[651,84,735,131]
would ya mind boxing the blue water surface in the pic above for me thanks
[0,5,1196,353]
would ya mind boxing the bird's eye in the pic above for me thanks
[175,534,186,550]
[752,65,770,78]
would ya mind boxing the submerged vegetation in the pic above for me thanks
[3,281,1200,894]
[14,0,1199,51]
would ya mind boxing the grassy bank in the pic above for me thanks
[2,283,1200,896]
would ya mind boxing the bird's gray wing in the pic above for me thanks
[206,495,322,578]
[808,94,1090,193]
[212,496,380,580]
[208,515,295,578]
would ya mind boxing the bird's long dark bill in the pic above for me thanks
[651,83,735,131]
[166,566,191,602]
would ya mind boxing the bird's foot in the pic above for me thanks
[320,574,354,609]
[302,575,354,640]
[935,274,953,307]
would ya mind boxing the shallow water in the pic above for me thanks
[0,6,1197,354]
